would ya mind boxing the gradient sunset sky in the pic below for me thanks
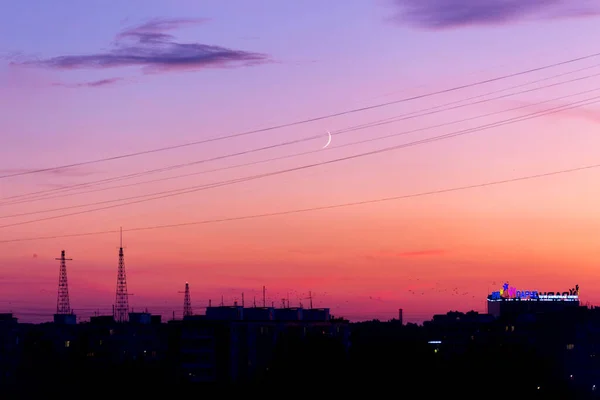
[2,0,600,324]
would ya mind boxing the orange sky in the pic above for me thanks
[2,5,600,323]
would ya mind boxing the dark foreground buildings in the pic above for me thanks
[3,284,600,398]
[0,306,350,396]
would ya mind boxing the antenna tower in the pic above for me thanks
[114,228,129,322]
[55,250,72,314]
[183,282,192,317]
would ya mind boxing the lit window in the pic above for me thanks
[64,341,70,348]
[567,344,575,350]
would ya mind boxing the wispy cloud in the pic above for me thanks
[12,17,271,73]
[390,0,600,30]
[365,249,447,260]
[52,77,123,88]
[397,249,446,257]
[498,98,600,124]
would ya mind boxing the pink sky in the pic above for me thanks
[2,1,600,323]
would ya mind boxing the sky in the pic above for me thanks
[2,0,600,324]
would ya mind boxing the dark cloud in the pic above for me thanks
[53,77,123,88]
[391,0,600,29]
[13,17,271,73]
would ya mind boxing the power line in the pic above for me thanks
[334,62,600,134]
[1,97,598,227]
[2,156,599,244]
[2,86,599,215]
[5,67,600,206]
[0,96,600,233]
[2,50,600,180]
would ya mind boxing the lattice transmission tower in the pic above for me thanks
[56,250,72,314]
[183,282,192,317]
[114,228,129,322]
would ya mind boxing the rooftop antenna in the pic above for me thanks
[209,299,212,307]
[300,291,314,309]
[262,286,266,307]
[287,292,290,308]
[253,296,256,307]
[220,295,224,307]
[281,298,286,308]
[241,292,245,307]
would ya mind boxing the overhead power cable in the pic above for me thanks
[1,95,598,229]
[2,86,599,210]
[4,67,600,205]
[2,156,600,244]
[2,50,600,180]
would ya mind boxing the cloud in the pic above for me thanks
[365,249,447,260]
[12,17,271,73]
[391,0,600,29]
[53,77,123,88]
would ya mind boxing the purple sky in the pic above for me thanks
[2,0,600,323]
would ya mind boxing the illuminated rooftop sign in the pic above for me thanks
[488,283,579,302]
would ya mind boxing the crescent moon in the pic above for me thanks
[322,130,332,149]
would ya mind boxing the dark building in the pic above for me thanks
[0,303,349,391]
[0,314,21,387]
[176,306,350,384]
